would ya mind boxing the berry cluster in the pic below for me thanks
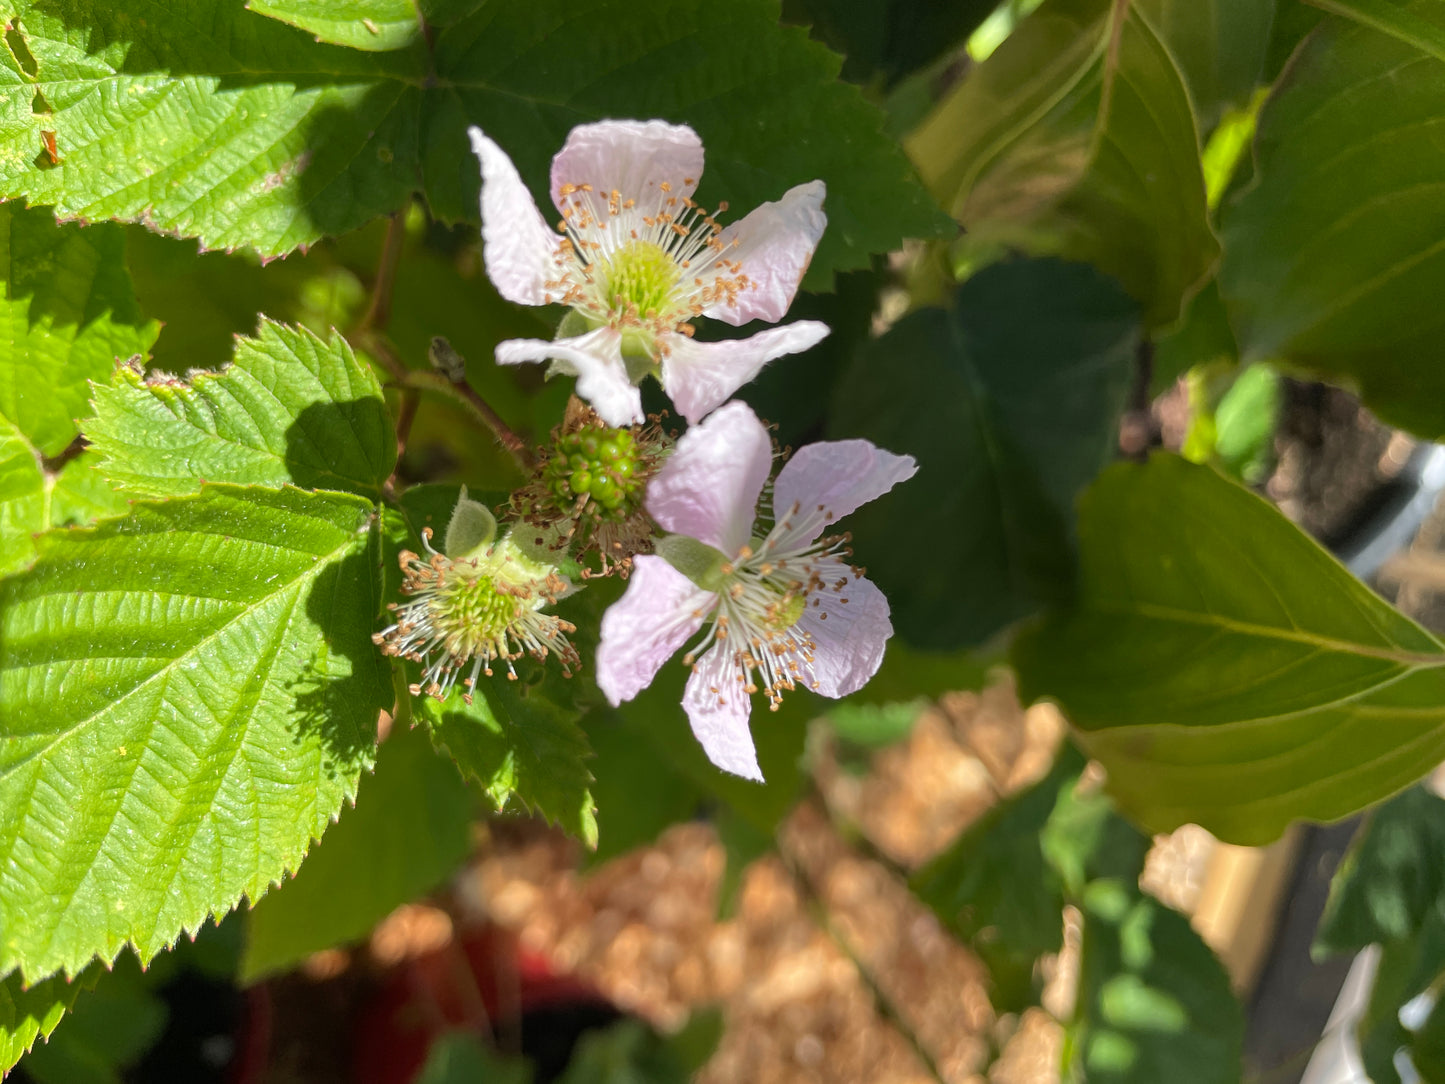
[542,426,642,519]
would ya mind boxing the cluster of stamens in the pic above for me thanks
[684,502,859,711]
[545,178,753,353]
[373,528,579,704]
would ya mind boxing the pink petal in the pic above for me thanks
[682,644,762,781]
[646,401,771,555]
[549,119,705,213]
[795,565,893,698]
[704,180,827,326]
[596,555,714,707]
[495,328,643,426]
[659,321,830,425]
[773,439,917,538]
[469,127,560,307]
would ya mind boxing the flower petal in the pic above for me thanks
[550,119,705,213]
[683,644,762,781]
[646,400,771,555]
[469,127,559,307]
[773,439,917,537]
[495,328,643,426]
[596,555,713,707]
[795,566,893,699]
[704,180,827,326]
[659,321,830,425]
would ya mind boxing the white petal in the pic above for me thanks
[495,328,643,426]
[795,567,893,699]
[469,127,559,307]
[550,119,705,213]
[646,400,771,555]
[773,439,917,538]
[704,180,827,326]
[683,644,762,781]
[596,556,713,707]
[659,321,830,424]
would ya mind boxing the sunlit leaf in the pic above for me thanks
[248,0,422,51]
[87,320,395,498]
[1015,454,1445,844]
[0,967,96,1075]
[0,0,947,284]
[0,485,386,980]
[0,204,157,458]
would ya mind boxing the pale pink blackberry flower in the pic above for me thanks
[469,120,829,426]
[595,402,916,780]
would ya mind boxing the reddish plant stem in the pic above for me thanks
[393,387,420,463]
[361,209,407,333]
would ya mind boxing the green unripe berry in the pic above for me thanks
[591,476,620,504]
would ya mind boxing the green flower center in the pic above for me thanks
[762,590,808,632]
[435,574,521,655]
[544,425,645,519]
[597,240,681,319]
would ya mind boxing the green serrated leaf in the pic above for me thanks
[1,438,129,576]
[830,258,1139,649]
[0,412,44,575]
[86,320,395,498]
[0,966,96,1074]
[46,455,129,528]
[414,674,598,848]
[0,484,387,981]
[0,0,946,284]
[1219,17,1445,438]
[908,0,1218,327]
[0,203,158,458]
[1014,454,1445,845]
[17,954,166,1084]
[247,0,422,51]
[240,722,473,983]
